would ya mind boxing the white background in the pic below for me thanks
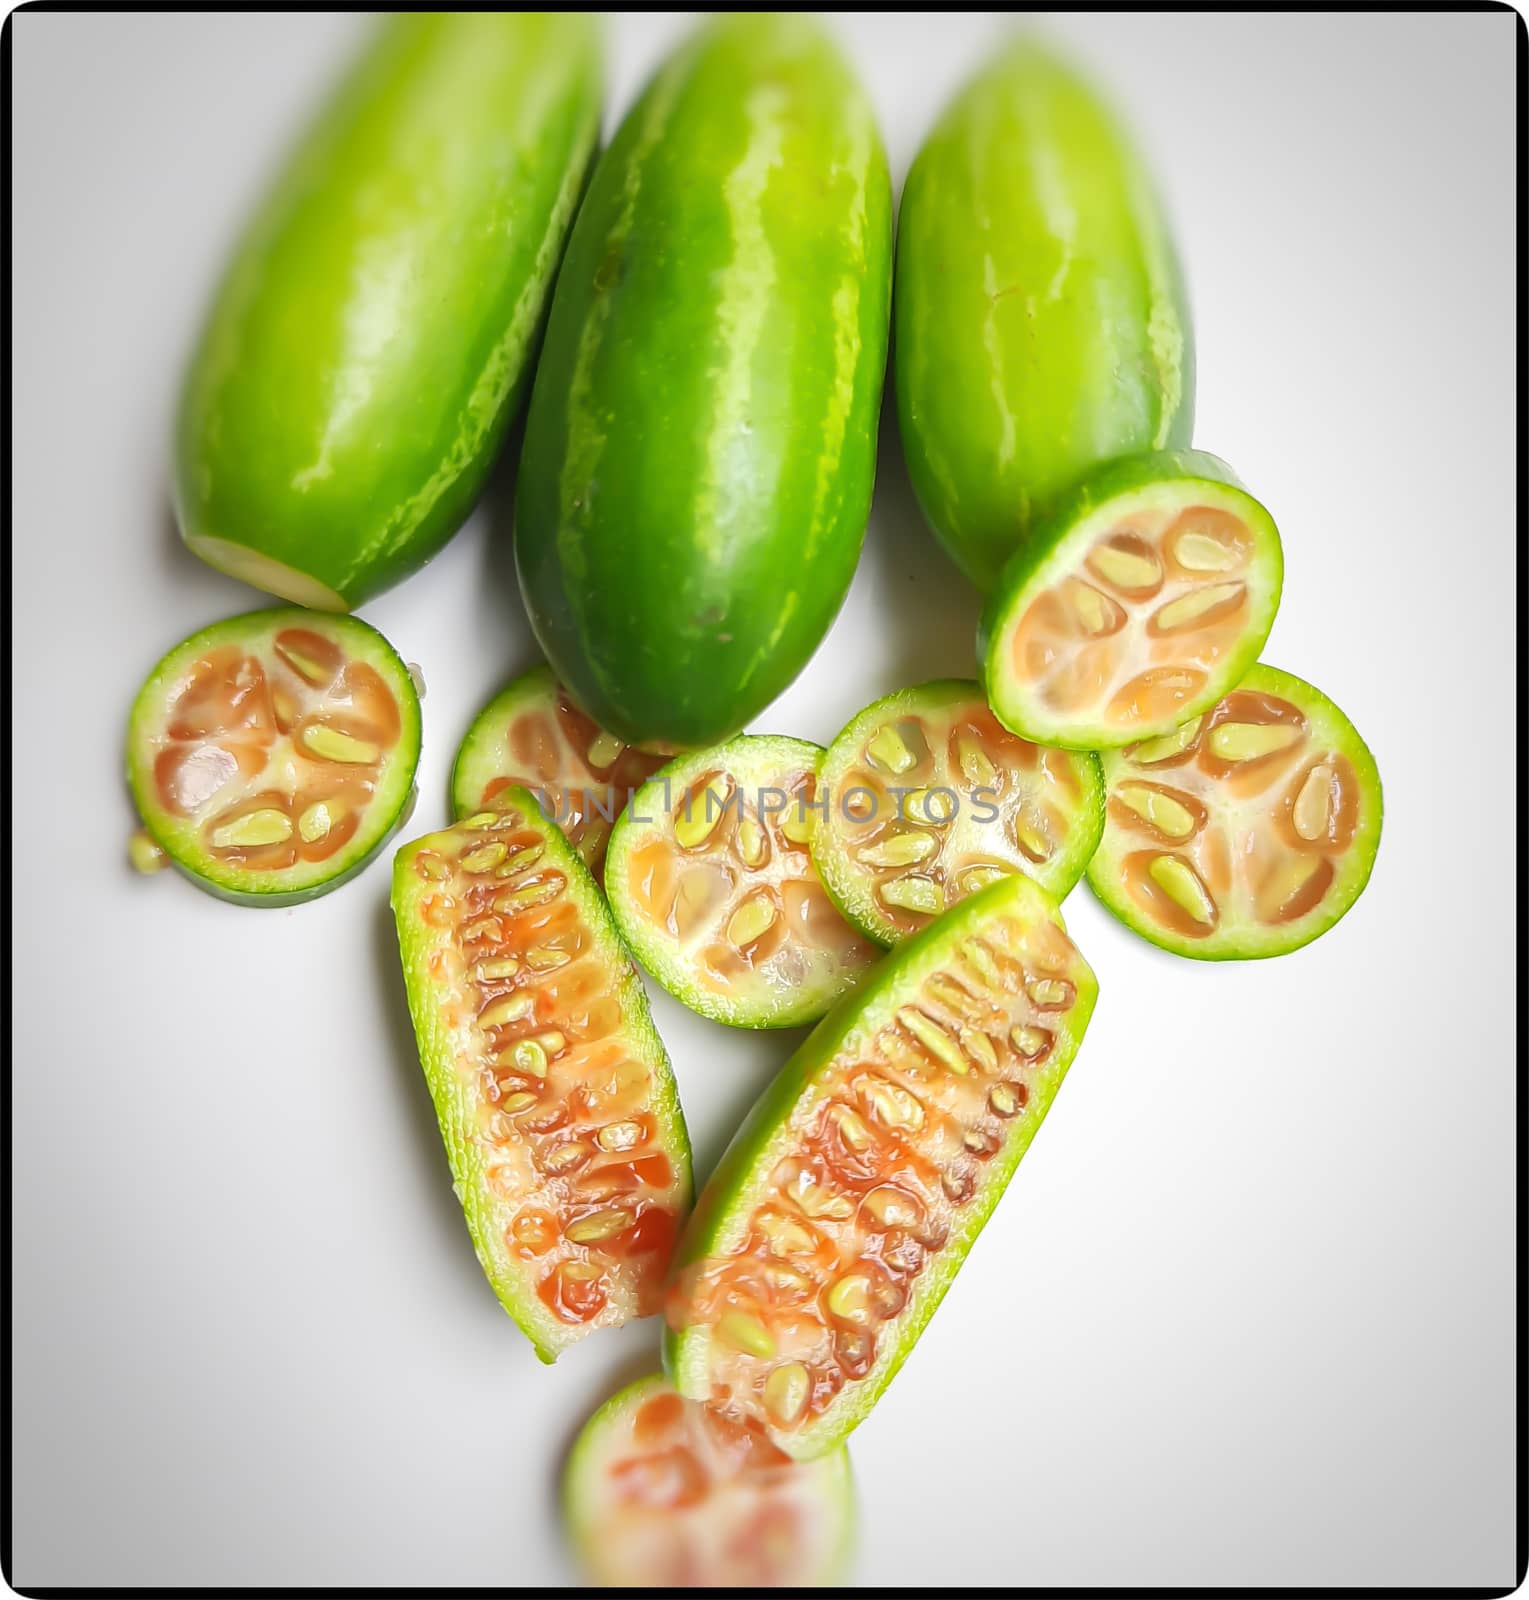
[8,10,1519,1589]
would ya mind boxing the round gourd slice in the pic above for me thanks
[664,873,1098,1459]
[451,665,666,872]
[126,608,421,905]
[605,737,878,1029]
[980,451,1284,748]
[1086,662,1382,958]
[812,680,1103,946]
[392,794,692,1359]
[564,1373,855,1587]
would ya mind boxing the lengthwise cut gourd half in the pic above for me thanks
[392,795,691,1360]
[665,874,1097,1458]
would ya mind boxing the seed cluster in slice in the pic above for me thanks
[665,874,1097,1458]
[606,736,879,1029]
[451,665,666,873]
[564,1373,855,1587]
[392,794,692,1360]
[812,679,1103,947]
[126,607,421,905]
[1087,663,1382,959]
[981,450,1283,749]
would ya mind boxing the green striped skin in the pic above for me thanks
[979,450,1284,749]
[516,14,893,749]
[895,40,1194,592]
[176,14,602,610]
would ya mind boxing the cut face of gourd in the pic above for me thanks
[665,874,1097,1459]
[392,796,692,1360]
[812,680,1103,946]
[981,451,1283,749]
[451,665,666,872]
[564,1374,855,1587]
[1087,663,1382,958]
[605,737,879,1029]
[126,608,421,905]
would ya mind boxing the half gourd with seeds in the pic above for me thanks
[393,794,691,1359]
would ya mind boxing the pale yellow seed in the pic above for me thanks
[727,894,777,949]
[464,811,501,829]
[494,874,564,912]
[962,1028,998,1072]
[525,944,570,972]
[779,808,814,845]
[1258,854,1323,920]
[1293,766,1334,840]
[861,1077,925,1131]
[1088,542,1162,590]
[989,1083,1021,1118]
[275,643,333,684]
[460,841,508,873]
[544,1142,591,1175]
[736,816,768,868]
[956,738,997,790]
[585,730,624,768]
[830,1103,874,1150]
[674,777,732,849]
[211,809,293,849]
[1116,784,1196,839]
[565,1209,630,1244]
[792,1181,854,1221]
[957,864,1009,896]
[1130,718,1203,765]
[904,786,956,824]
[718,1311,776,1357]
[500,1092,539,1115]
[461,917,501,942]
[297,802,334,843]
[1011,1025,1050,1059]
[1148,855,1217,924]
[862,1187,920,1229]
[1153,582,1245,632]
[898,1008,970,1074]
[301,725,380,765]
[1068,579,1116,635]
[508,1040,548,1078]
[479,994,534,1029]
[961,939,1003,987]
[758,1213,818,1255]
[128,828,167,874]
[865,725,915,775]
[1028,978,1074,1010]
[475,956,520,981]
[879,875,941,915]
[596,1120,643,1153]
[1208,721,1302,762]
[532,1030,568,1058]
[415,852,450,881]
[1012,811,1053,861]
[1172,529,1240,572]
[826,1274,872,1324]
[495,844,546,878]
[858,831,937,869]
[764,1362,811,1425]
